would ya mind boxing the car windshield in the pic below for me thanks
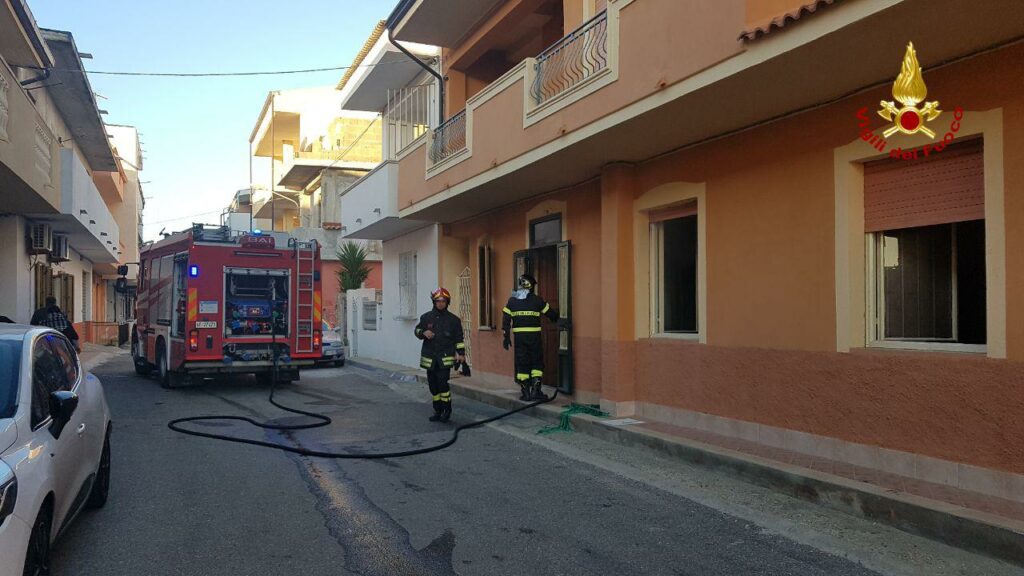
[0,338,22,419]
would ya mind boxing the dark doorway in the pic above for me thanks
[512,214,572,392]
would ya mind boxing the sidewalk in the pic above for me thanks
[79,341,127,373]
[346,356,1024,566]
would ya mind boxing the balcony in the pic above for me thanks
[0,60,60,215]
[339,161,431,241]
[530,11,608,107]
[250,187,300,231]
[34,148,120,263]
[427,109,467,167]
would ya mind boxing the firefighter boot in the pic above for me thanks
[518,381,531,401]
[429,411,443,422]
[530,377,548,401]
[439,404,452,424]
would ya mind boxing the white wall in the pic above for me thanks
[0,216,33,322]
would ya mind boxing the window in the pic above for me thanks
[362,301,378,331]
[651,205,698,335]
[398,252,417,319]
[477,244,494,328]
[0,339,20,419]
[31,336,69,428]
[48,334,79,388]
[864,139,986,351]
[874,221,985,346]
[530,215,561,247]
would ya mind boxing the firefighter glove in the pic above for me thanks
[502,334,511,350]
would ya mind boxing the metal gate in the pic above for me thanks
[457,267,472,366]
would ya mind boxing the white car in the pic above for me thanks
[317,321,345,367]
[0,325,111,576]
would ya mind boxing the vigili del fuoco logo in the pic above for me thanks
[856,42,964,160]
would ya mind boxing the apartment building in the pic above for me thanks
[381,0,1024,503]
[0,2,139,343]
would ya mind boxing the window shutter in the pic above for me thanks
[864,139,984,233]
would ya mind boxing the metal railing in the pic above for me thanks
[531,10,609,106]
[385,82,435,160]
[429,109,467,165]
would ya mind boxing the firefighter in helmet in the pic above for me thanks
[414,287,466,422]
[502,274,562,401]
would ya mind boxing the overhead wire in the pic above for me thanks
[22,59,431,78]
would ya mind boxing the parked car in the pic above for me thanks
[0,325,111,576]
[317,321,345,367]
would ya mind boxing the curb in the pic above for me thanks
[348,359,1024,565]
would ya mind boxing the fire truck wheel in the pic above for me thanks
[132,336,151,376]
[156,343,186,389]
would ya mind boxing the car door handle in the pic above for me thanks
[76,423,86,435]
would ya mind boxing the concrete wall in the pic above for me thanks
[0,216,33,322]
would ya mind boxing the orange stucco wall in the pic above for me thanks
[632,44,1024,474]
[400,0,746,208]
[449,179,603,395]
[439,43,1024,474]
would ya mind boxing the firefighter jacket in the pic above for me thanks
[415,308,466,370]
[502,291,559,338]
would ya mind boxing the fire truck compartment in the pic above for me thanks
[224,268,289,337]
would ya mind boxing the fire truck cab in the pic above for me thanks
[132,224,323,387]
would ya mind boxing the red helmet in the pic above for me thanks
[430,287,451,302]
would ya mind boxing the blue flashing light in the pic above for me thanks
[252,229,263,235]
[189,264,200,278]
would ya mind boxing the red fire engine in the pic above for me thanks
[131,224,322,387]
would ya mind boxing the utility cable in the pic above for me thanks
[168,375,558,459]
[22,59,432,78]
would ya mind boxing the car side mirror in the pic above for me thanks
[48,391,79,439]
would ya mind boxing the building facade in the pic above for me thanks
[0,3,141,343]
[381,0,1024,502]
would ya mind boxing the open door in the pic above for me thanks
[555,241,572,394]
[513,245,573,394]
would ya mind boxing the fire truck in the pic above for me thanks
[131,224,323,388]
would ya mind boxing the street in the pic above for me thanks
[50,354,1022,576]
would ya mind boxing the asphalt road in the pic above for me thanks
[49,354,1023,576]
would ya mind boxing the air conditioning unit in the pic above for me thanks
[28,223,53,255]
[49,234,70,262]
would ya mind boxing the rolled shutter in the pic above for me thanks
[863,138,983,233]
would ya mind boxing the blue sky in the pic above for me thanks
[29,0,390,241]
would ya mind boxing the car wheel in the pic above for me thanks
[132,336,150,376]
[86,429,111,509]
[334,359,345,367]
[22,503,52,576]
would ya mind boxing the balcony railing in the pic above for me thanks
[531,10,609,106]
[429,109,467,165]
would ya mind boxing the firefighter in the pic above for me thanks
[414,287,466,423]
[502,274,563,401]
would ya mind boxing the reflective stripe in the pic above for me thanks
[530,369,543,377]
[456,343,466,349]
[512,327,542,333]
[420,357,433,368]
[432,394,443,401]
[442,356,455,367]
[502,307,513,315]
[516,373,530,381]
[509,310,540,317]
[541,304,550,314]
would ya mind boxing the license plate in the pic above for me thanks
[195,321,217,329]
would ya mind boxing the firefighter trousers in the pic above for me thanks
[426,368,452,415]
[513,333,544,383]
